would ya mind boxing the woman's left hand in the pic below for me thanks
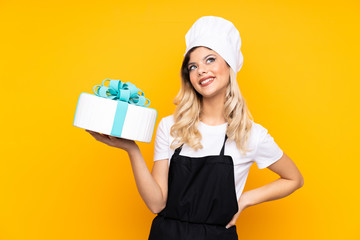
[225,192,250,229]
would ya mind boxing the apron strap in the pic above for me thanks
[175,134,227,156]
[174,143,184,156]
[219,134,228,156]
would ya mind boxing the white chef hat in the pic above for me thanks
[184,16,244,77]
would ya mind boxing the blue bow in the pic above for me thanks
[93,79,150,107]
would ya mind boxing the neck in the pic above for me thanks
[200,92,227,126]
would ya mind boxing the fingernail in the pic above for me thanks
[225,225,229,229]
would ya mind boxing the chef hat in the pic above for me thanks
[184,16,243,76]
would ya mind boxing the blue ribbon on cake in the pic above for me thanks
[92,79,151,137]
[93,79,150,107]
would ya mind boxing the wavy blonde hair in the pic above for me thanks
[170,46,255,156]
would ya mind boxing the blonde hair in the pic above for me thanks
[170,47,254,156]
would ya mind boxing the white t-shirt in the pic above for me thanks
[153,114,284,201]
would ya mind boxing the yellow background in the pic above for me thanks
[1,0,359,239]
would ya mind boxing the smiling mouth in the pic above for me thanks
[200,77,215,86]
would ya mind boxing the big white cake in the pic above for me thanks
[73,80,157,143]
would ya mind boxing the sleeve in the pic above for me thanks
[153,118,170,161]
[253,124,284,169]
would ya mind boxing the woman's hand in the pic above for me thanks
[85,130,138,152]
[225,192,250,229]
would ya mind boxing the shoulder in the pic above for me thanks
[153,115,175,162]
[161,114,175,124]
[249,120,268,138]
[155,114,175,137]
[246,120,273,149]
[159,114,175,129]
[250,120,282,154]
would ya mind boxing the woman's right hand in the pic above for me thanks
[86,129,138,152]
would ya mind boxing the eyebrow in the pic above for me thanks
[187,54,216,67]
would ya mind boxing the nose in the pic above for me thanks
[197,63,207,75]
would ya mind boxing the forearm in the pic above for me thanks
[127,146,165,213]
[242,178,302,208]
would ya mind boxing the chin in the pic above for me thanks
[201,88,227,99]
[200,92,218,99]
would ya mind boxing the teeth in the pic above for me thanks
[200,77,214,85]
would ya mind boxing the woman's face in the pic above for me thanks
[187,47,230,99]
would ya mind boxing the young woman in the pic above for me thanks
[87,16,304,240]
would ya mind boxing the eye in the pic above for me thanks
[206,57,216,63]
[188,57,215,71]
[188,65,196,71]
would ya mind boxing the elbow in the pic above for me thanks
[150,207,160,214]
[151,207,165,215]
[150,202,166,214]
[297,175,304,188]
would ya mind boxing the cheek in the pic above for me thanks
[214,64,227,75]
[189,73,197,86]
[216,65,230,81]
